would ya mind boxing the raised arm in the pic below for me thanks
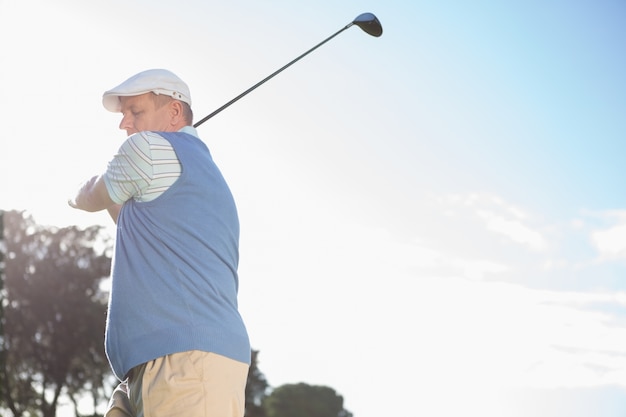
[68,175,117,213]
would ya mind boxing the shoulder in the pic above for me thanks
[122,132,172,153]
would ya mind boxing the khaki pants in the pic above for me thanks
[105,351,249,417]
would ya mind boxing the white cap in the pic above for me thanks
[102,69,192,112]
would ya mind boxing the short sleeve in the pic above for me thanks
[103,132,181,204]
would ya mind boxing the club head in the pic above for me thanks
[352,13,383,37]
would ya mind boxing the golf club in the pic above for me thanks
[193,12,382,128]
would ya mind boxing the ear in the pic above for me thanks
[169,100,185,126]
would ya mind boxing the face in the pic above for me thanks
[118,93,176,136]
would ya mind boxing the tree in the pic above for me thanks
[245,349,270,417]
[1,210,114,417]
[0,210,8,411]
[263,383,353,417]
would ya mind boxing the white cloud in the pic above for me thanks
[242,208,626,413]
[477,209,547,251]
[439,192,548,252]
[591,211,626,260]
[450,257,510,280]
[514,290,626,389]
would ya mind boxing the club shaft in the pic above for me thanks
[193,22,354,128]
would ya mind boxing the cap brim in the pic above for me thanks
[102,93,123,113]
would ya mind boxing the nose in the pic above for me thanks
[119,114,131,131]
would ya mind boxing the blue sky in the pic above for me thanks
[1,0,625,416]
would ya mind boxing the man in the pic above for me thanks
[69,69,250,417]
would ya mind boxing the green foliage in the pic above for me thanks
[263,382,352,417]
[1,211,113,417]
[0,210,8,412]
[245,350,270,417]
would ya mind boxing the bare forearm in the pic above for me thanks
[68,175,116,213]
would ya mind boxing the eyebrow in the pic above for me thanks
[121,102,141,114]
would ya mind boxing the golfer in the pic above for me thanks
[69,69,250,417]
